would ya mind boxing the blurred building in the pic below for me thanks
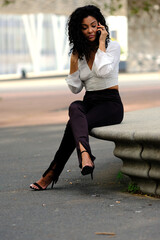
[0,0,159,75]
[0,14,70,75]
[0,14,127,75]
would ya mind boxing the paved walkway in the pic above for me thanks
[1,123,160,240]
[0,72,160,240]
[0,72,160,128]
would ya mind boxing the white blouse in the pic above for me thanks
[66,40,120,94]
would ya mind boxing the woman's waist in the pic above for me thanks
[85,87,119,95]
[83,78,118,91]
[84,87,122,103]
[90,85,119,91]
[83,93,123,109]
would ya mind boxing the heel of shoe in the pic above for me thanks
[51,177,59,189]
[51,181,54,189]
[43,165,60,189]
[81,165,94,178]
[91,171,93,180]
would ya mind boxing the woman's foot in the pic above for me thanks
[30,170,55,190]
[81,150,94,169]
[81,150,95,179]
[79,143,94,168]
[30,178,49,190]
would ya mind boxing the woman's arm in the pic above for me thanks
[66,53,83,94]
[93,41,120,77]
[92,23,120,77]
[97,22,108,53]
[70,52,78,74]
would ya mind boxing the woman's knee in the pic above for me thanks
[69,101,83,116]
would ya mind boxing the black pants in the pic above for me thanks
[43,89,124,177]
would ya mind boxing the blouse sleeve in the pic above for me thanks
[65,70,83,94]
[93,41,120,77]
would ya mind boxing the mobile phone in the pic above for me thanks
[97,30,101,36]
[97,23,101,36]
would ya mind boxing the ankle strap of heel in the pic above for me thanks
[80,150,88,155]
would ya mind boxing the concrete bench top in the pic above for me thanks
[91,107,160,141]
[90,107,160,196]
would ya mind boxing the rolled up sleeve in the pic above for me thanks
[65,70,83,94]
[93,41,120,77]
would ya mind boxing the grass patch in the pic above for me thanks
[116,171,141,194]
[127,181,140,194]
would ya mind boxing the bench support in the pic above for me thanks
[90,107,160,196]
[113,138,160,195]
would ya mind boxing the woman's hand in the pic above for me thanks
[70,52,79,74]
[97,22,108,52]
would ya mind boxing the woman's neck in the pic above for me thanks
[89,41,98,49]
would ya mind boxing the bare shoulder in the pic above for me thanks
[70,52,79,63]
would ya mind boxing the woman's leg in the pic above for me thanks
[68,99,123,169]
[30,120,76,189]
[43,120,76,176]
[30,96,123,189]
[68,101,96,168]
[40,98,96,187]
[86,101,124,132]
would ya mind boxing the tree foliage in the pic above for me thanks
[2,0,160,16]
[3,0,15,6]
[128,0,160,16]
[93,0,160,16]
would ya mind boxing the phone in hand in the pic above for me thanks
[97,30,101,36]
[97,23,101,36]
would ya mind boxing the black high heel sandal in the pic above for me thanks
[30,167,59,191]
[81,150,95,180]
[30,182,48,191]
[30,178,58,191]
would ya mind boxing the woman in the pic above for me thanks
[30,5,124,190]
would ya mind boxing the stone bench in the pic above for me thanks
[90,107,160,196]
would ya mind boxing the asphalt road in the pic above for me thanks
[0,72,160,240]
[1,123,160,240]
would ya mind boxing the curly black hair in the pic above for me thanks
[67,5,110,61]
